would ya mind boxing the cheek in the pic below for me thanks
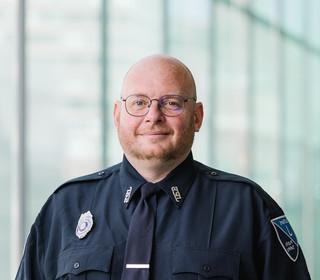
[171,118,194,138]
[118,114,140,134]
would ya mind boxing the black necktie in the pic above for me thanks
[121,183,158,280]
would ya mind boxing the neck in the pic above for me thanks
[125,154,189,183]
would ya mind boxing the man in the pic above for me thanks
[16,55,311,279]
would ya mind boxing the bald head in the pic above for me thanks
[121,54,197,99]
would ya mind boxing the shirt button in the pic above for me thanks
[209,171,217,176]
[98,171,105,176]
[202,264,212,273]
[73,262,80,269]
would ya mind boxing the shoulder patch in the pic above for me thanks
[271,215,299,262]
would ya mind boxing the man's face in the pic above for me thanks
[114,57,203,163]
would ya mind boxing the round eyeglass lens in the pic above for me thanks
[126,95,150,116]
[160,96,184,116]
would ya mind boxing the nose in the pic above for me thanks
[145,99,164,122]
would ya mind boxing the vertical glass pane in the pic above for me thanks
[0,1,17,279]
[309,0,320,48]
[282,0,304,37]
[251,0,278,25]
[251,25,281,201]
[26,0,101,229]
[232,0,250,7]
[214,2,250,174]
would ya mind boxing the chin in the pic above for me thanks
[141,152,174,161]
[128,147,175,161]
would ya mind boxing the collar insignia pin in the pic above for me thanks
[76,211,94,239]
[124,186,133,204]
[171,186,182,203]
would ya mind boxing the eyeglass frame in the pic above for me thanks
[120,94,197,117]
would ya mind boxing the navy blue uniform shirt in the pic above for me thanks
[16,153,311,279]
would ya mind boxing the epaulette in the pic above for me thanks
[195,161,281,216]
[195,160,256,185]
[53,163,121,194]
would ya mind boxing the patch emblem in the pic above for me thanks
[76,211,94,239]
[271,215,299,262]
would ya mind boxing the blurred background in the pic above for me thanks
[1,0,319,279]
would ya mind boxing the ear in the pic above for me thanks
[113,101,121,128]
[194,102,204,132]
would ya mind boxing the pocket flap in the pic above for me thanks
[56,245,113,278]
[172,247,239,279]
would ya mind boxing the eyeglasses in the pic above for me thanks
[121,94,197,117]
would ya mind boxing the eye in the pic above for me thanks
[168,100,180,107]
[134,98,148,106]
[162,97,183,110]
[128,96,149,110]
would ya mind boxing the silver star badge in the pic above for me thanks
[76,211,94,239]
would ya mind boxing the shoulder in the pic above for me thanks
[34,163,122,226]
[53,162,122,194]
[195,160,259,186]
[194,160,282,217]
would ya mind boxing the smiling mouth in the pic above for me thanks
[145,132,169,135]
[138,131,170,137]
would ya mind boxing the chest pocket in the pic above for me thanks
[172,247,240,279]
[55,245,113,280]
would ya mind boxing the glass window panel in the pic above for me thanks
[0,1,17,279]
[251,25,281,201]
[214,3,250,174]
[251,0,279,25]
[309,0,320,48]
[282,0,304,37]
[232,0,250,7]
[26,0,101,229]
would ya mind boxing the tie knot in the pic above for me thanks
[140,183,159,199]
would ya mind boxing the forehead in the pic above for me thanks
[122,58,191,96]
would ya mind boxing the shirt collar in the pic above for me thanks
[119,156,146,208]
[119,152,197,208]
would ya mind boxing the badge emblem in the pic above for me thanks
[271,215,299,262]
[171,186,182,202]
[76,211,94,239]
